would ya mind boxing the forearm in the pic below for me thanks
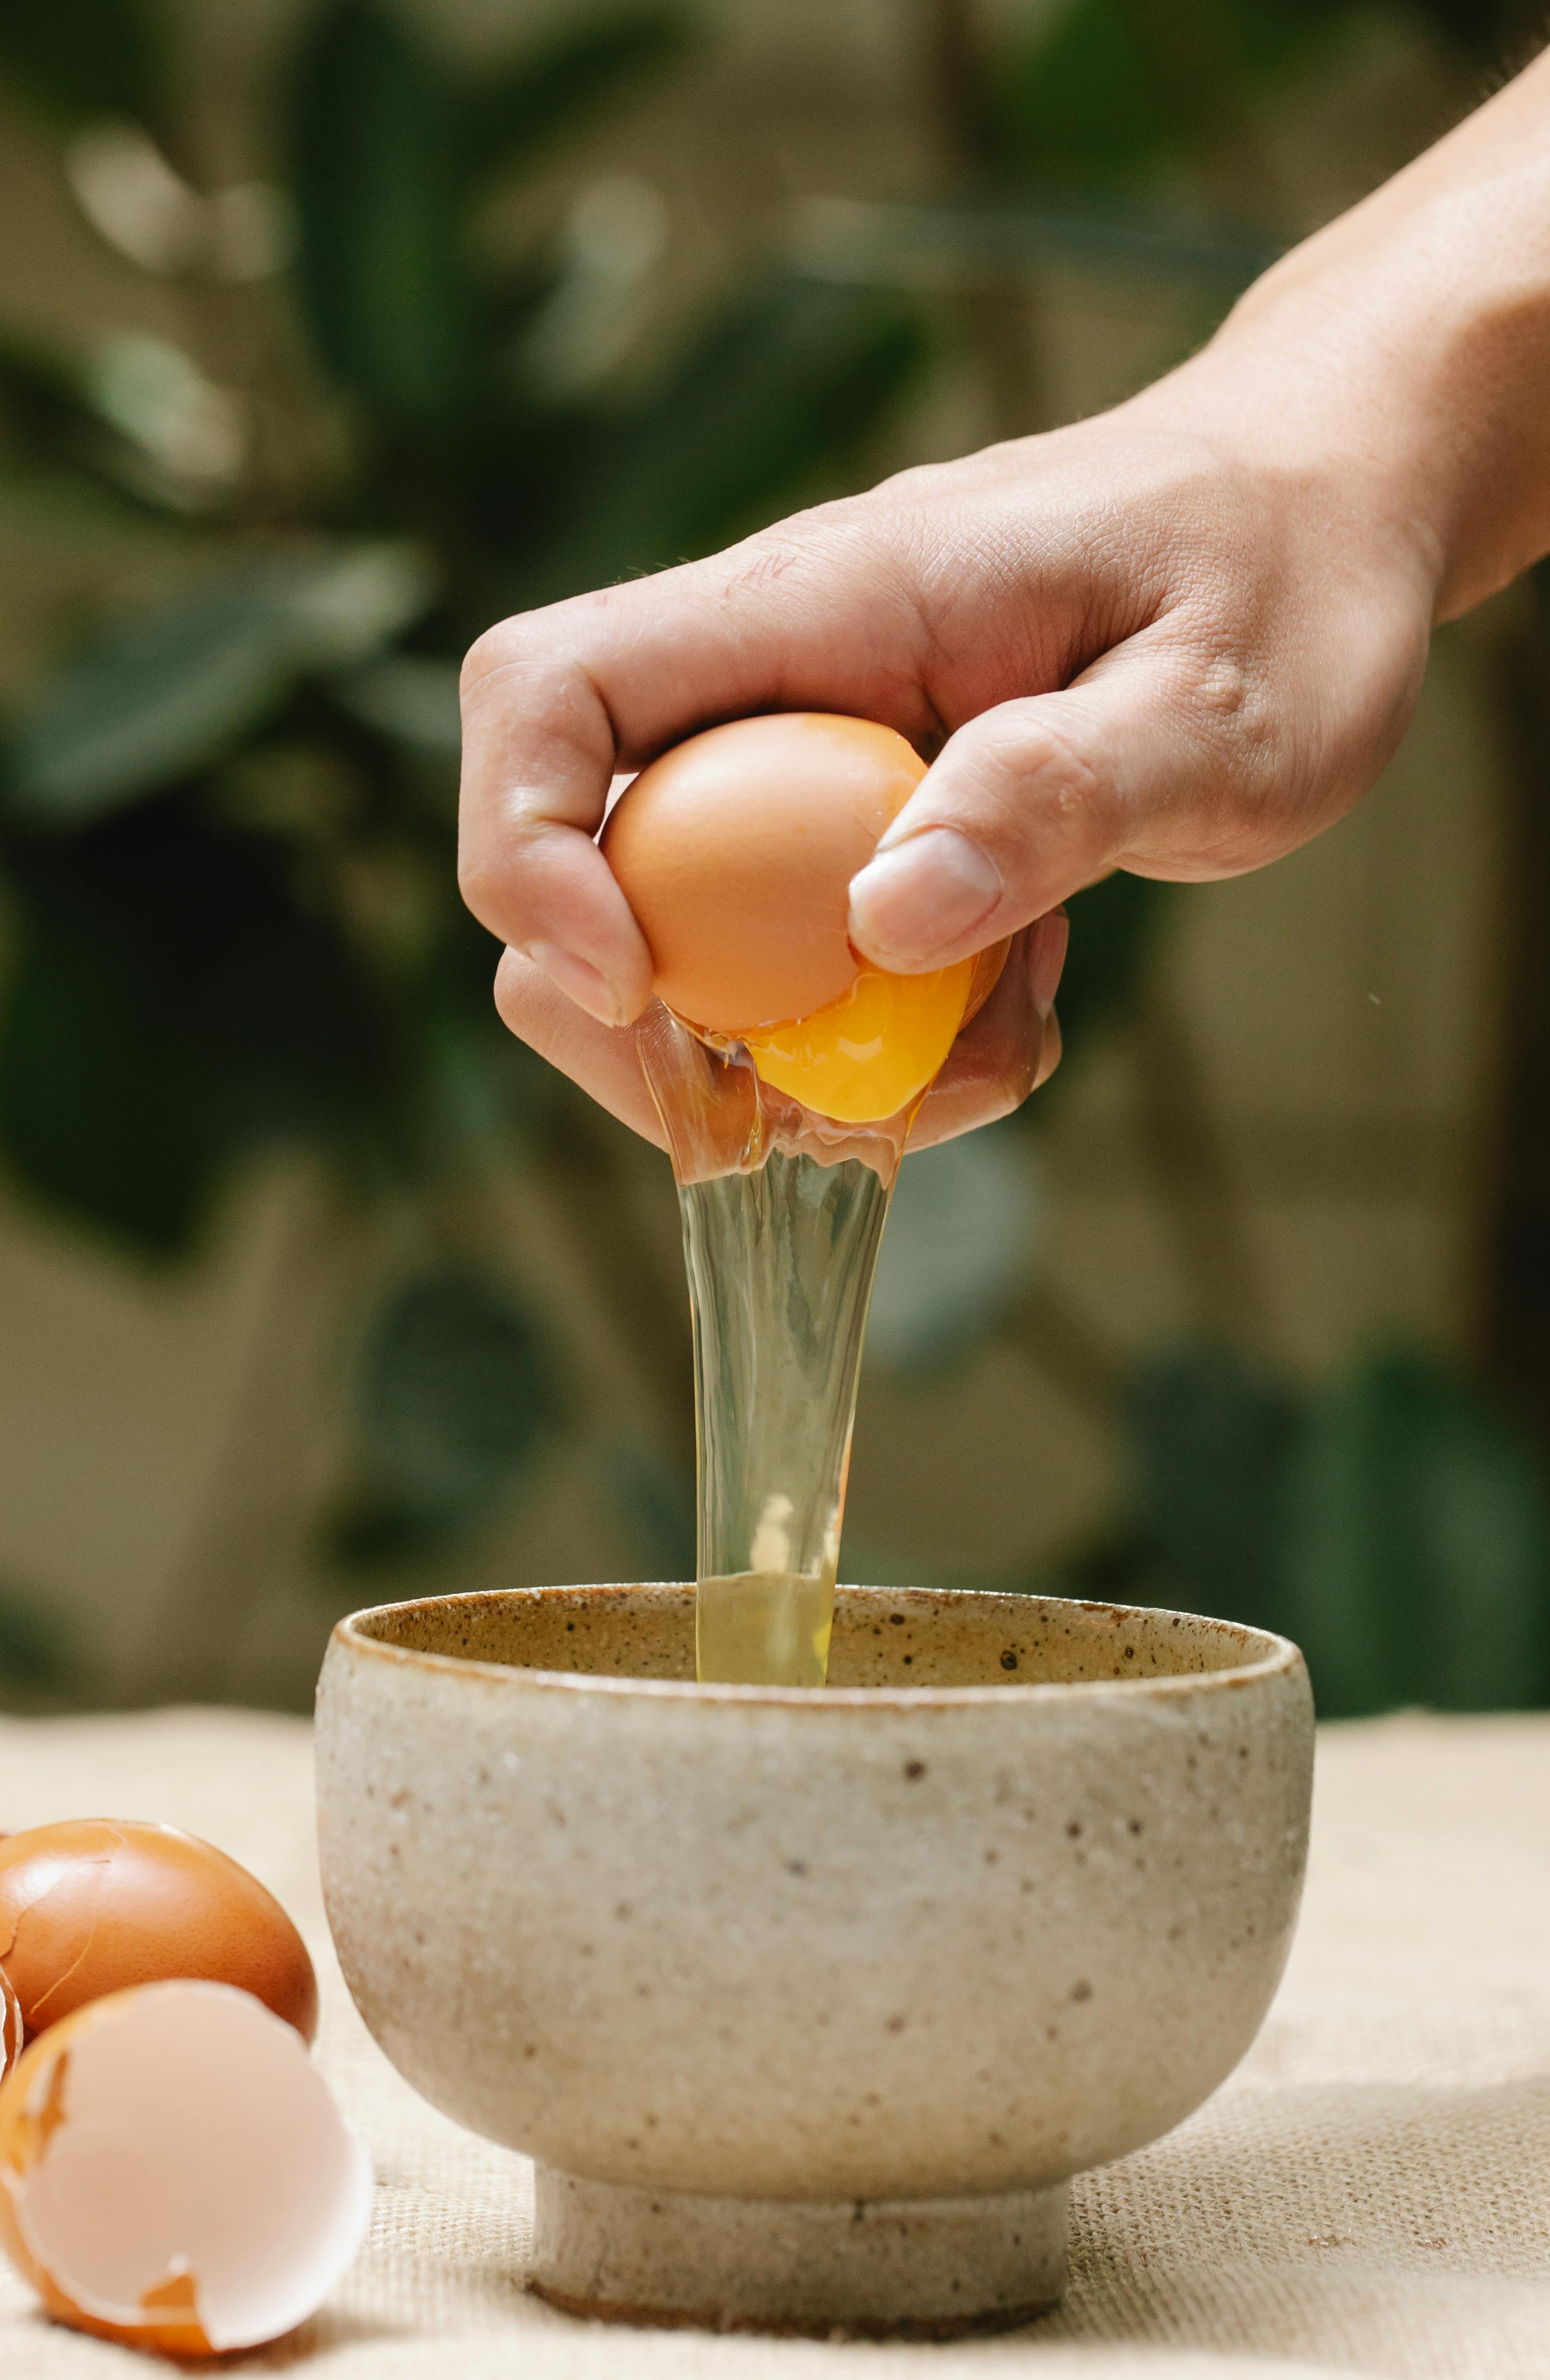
[1160,45,1550,620]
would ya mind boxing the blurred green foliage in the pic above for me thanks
[0,0,929,1591]
[1083,1342,1550,1715]
[0,0,169,135]
[1000,0,1543,194]
[331,1266,558,1559]
[0,1581,78,1701]
[0,0,1544,1717]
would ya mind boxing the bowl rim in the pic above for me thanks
[327,1583,1306,1711]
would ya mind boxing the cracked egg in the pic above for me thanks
[0,1818,317,2046]
[0,1979,371,2355]
[602,712,1005,1124]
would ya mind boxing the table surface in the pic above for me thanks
[0,1706,1546,2380]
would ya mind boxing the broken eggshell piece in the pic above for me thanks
[0,1979,371,2354]
[0,1968,19,2082]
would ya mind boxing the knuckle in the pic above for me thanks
[1164,615,1279,764]
[1180,646,1253,725]
[460,606,597,706]
[456,845,516,930]
[460,619,525,700]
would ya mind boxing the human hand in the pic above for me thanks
[489,909,1067,1157]
[460,48,1550,1135]
[459,383,1434,1087]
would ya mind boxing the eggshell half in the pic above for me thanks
[601,712,926,1033]
[0,1980,371,2355]
[0,1819,318,2045]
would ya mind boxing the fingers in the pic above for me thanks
[847,632,1213,972]
[906,910,1066,1151]
[493,909,1068,1159]
[459,516,934,1026]
[494,948,667,1148]
[460,635,651,1027]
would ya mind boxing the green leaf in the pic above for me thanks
[0,0,166,130]
[289,0,465,421]
[0,802,397,1254]
[1283,1351,1550,1717]
[1053,1523,1156,1606]
[333,1266,558,1560]
[456,6,691,193]
[200,882,400,1154]
[1111,1342,1550,1715]
[13,577,295,824]
[870,1121,1036,1370]
[1004,0,1176,190]
[515,274,924,603]
[0,1584,76,1695]
[0,851,221,1251]
[1126,1342,1302,1631]
[7,547,432,826]
[1047,871,1169,1064]
[1002,0,1351,193]
[1361,0,1527,65]
[330,652,462,758]
[607,1437,695,1580]
[0,339,111,461]
[0,335,238,520]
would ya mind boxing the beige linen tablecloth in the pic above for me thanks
[0,1707,1545,2380]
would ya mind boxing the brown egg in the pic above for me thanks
[602,712,926,1033]
[0,1819,318,2046]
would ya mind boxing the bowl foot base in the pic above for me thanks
[529,2163,1069,2338]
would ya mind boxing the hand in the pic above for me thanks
[459,388,1434,1055]
[459,48,1550,1141]
[491,908,1068,1158]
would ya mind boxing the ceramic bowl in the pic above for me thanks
[316,1584,1313,2337]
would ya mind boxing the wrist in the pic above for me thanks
[1123,299,1451,631]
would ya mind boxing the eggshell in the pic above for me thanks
[0,1819,318,2046]
[0,1979,371,2354]
[962,938,1010,1029]
[0,1968,20,2082]
[601,712,926,1033]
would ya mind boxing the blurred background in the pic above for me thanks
[0,0,1547,1721]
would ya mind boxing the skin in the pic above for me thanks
[459,48,1550,1152]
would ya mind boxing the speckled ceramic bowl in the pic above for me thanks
[316,1585,1313,2338]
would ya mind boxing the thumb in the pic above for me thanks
[847,641,1201,970]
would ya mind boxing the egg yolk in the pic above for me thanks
[741,957,976,1124]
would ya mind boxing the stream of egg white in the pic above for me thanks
[679,1152,893,1687]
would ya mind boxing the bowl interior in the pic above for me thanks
[346,1585,1286,1692]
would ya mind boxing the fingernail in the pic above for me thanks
[1031,907,1069,1021]
[848,828,1002,966]
[526,942,628,1027]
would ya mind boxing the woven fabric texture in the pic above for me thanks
[0,1707,1545,2378]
